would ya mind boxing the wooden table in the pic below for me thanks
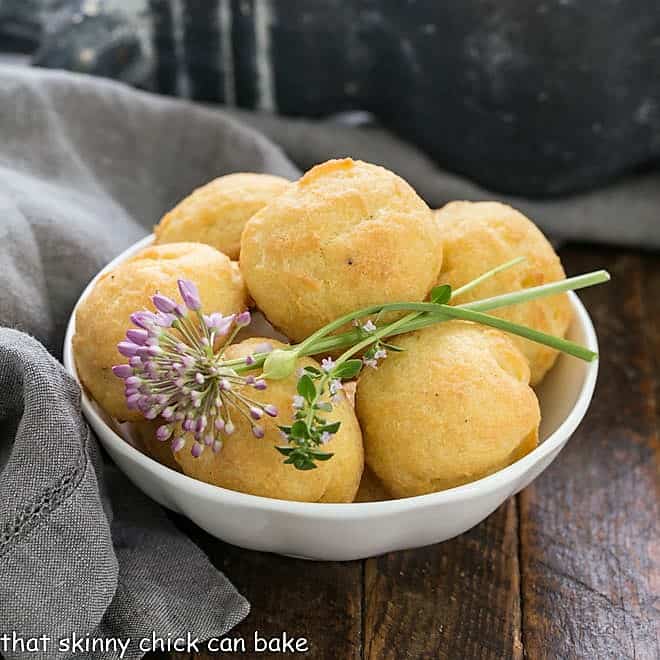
[151,244,660,660]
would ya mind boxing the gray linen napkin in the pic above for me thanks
[0,65,297,660]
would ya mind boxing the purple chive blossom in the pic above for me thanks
[154,312,176,327]
[171,436,186,453]
[131,311,157,329]
[151,293,178,314]
[264,404,278,417]
[112,364,133,379]
[114,280,278,457]
[156,424,173,442]
[203,312,235,335]
[177,279,201,311]
[126,328,149,345]
[126,393,141,409]
[236,311,251,327]
[245,354,255,366]
[321,357,335,373]
[117,341,139,357]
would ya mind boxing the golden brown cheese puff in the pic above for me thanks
[356,321,540,498]
[354,467,393,503]
[173,338,364,503]
[73,242,248,422]
[132,420,182,472]
[155,173,290,259]
[240,158,442,342]
[435,201,572,385]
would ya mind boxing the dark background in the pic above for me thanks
[2,0,660,197]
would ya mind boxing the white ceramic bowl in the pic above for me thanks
[63,235,598,561]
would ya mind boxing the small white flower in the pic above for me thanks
[329,379,343,395]
[362,319,377,332]
[374,348,387,360]
[321,357,335,373]
[364,357,378,369]
[292,395,305,410]
[320,431,332,444]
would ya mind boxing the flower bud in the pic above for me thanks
[156,424,173,442]
[126,328,148,345]
[262,349,298,380]
[171,437,186,453]
[111,364,133,379]
[264,404,279,418]
[177,279,202,311]
[236,310,251,328]
[130,311,157,329]
[152,293,178,314]
[117,341,139,357]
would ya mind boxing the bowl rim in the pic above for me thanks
[63,234,598,519]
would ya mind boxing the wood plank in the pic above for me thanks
[363,499,523,660]
[148,515,363,659]
[519,246,660,659]
[642,252,660,441]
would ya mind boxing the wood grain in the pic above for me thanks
[363,499,523,660]
[519,247,660,659]
[148,515,363,659]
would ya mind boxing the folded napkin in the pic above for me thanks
[0,65,297,660]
